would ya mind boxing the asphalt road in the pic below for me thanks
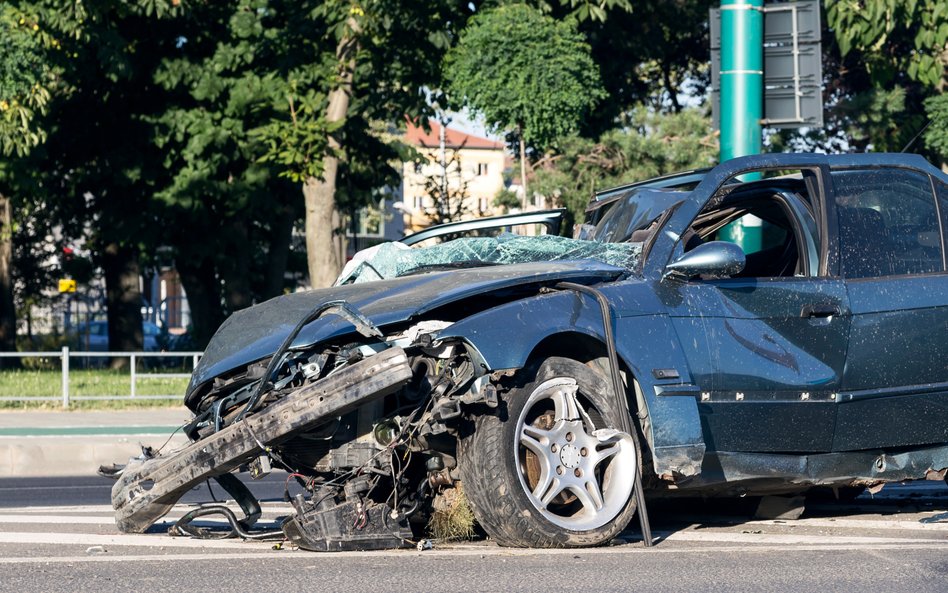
[0,474,945,593]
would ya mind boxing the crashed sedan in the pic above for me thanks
[112,152,948,550]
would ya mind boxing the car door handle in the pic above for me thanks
[800,304,840,318]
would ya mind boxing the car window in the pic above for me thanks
[590,188,686,243]
[684,172,818,278]
[833,168,944,278]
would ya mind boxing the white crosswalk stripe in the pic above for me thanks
[0,502,945,564]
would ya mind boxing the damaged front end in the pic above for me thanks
[112,305,498,551]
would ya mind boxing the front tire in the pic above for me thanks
[458,357,640,547]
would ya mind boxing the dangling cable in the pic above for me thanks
[556,281,653,547]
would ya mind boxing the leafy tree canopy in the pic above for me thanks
[444,3,605,152]
[828,0,947,89]
[0,5,52,157]
[532,105,717,226]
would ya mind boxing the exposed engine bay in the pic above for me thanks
[111,313,499,551]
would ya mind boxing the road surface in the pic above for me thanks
[0,474,945,592]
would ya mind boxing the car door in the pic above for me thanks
[830,166,948,451]
[661,169,849,454]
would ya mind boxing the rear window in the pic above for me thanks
[833,168,944,278]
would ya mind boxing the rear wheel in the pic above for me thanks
[459,357,640,547]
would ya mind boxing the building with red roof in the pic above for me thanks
[401,119,508,232]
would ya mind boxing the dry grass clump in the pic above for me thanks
[427,482,476,541]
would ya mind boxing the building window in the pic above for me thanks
[414,162,423,174]
[477,163,488,176]
[479,197,488,212]
[413,196,424,210]
[357,201,385,237]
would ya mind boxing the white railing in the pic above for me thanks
[0,348,203,408]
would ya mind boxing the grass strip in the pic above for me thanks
[0,369,188,410]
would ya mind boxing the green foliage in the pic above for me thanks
[532,106,717,225]
[536,0,632,23]
[810,0,947,158]
[837,87,911,153]
[827,0,947,89]
[250,0,469,186]
[923,95,948,162]
[0,6,52,156]
[493,188,522,213]
[444,4,605,152]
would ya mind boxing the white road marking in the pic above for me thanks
[672,514,948,532]
[659,530,947,545]
[749,517,948,531]
[0,515,112,525]
[0,531,273,549]
[0,511,287,525]
[0,485,111,492]
[2,501,291,514]
[0,528,944,551]
[2,542,948,565]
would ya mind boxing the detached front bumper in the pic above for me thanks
[112,347,413,533]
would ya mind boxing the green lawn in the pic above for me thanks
[0,368,189,410]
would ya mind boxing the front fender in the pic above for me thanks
[439,286,706,478]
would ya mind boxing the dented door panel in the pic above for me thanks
[665,277,850,452]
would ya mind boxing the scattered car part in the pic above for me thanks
[112,348,412,533]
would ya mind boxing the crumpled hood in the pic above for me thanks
[187,261,627,399]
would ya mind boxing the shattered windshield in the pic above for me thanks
[337,234,642,284]
[588,188,688,243]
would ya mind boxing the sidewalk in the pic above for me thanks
[0,408,193,478]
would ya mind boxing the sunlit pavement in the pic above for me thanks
[0,477,944,592]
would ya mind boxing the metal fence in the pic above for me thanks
[0,348,202,408]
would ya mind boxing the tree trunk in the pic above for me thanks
[518,125,529,210]
[263,200,294,299]
[102,243,143,370]
[176,255,224,350]
[304,17,360,288]
[304,169,346,289]
[0,194,17,365]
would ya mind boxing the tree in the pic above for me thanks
[149,1,305,346]
[420,144,472,225]
[444,4,606,209]
[531,105,717,227]
[923,94,948,169]
[0,5,54,356]
[253,0,472,287]
[776,1,948,160]
[555,0,716,134]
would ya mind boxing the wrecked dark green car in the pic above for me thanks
[111,153,948,550]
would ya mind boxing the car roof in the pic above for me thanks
[593,152,942,206]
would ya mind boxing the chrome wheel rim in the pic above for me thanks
[514,377,637,531]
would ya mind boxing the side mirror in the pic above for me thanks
[663,241,746,281]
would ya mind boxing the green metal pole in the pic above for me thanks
[719,0,764,251]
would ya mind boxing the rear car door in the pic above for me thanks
[831,166,948,451]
